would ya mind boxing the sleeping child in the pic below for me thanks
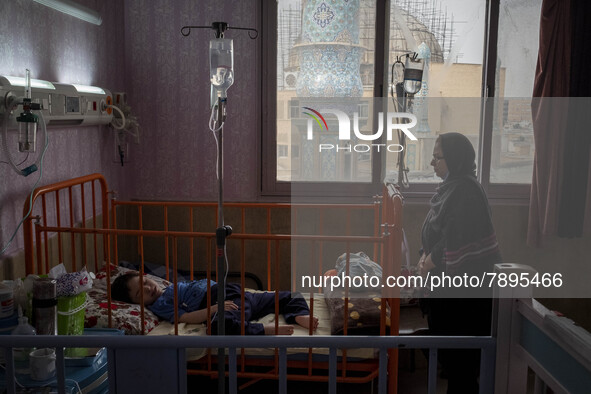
[111,272,319,335]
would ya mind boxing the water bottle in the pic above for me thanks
[12,306,37,374]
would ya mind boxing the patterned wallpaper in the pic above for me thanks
[123,0,260,201]
[0,0,126,257]
[0,0,261,259]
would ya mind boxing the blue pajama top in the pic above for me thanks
[147,279,216,323]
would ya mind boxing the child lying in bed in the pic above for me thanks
[112,272,318,335]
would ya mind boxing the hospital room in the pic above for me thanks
[0,0,590,393]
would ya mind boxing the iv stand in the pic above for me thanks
[394,82,410,187]
[399,88,407,187]
[212,24,230,394]
[391,54,421,189]
[181,21,258,394]
[214,94,232,394]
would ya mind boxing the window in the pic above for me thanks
[385,1,486,185]
[289,100,300,120]
[278,144,289,158]
[262,0,537,199]
[489,0,542,184]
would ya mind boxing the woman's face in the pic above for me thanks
[431,139,449,179]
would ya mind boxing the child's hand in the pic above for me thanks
[211,300,239,314]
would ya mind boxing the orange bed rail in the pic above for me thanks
[22,173,404,393]
[22,173,109,276]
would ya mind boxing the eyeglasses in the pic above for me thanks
[432,155,445,162]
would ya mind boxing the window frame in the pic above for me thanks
[260,0,531,203]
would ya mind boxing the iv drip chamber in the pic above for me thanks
[210,38,234,99]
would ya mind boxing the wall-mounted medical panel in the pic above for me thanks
[0,76,113,128]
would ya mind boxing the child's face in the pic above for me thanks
[127,276,163,306]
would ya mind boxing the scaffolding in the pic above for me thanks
[391,0,459,63]
[277,0,460,91]
[277,2,302,90]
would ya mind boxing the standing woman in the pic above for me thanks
[418,132,502,393]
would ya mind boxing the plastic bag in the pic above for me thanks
[48,263,67,280]
[55,267,94,297]
[335,252,382,292]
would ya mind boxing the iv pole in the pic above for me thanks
[181,22,258,394]
[391,53,423,188]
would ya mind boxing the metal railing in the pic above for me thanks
[1,334,496,394]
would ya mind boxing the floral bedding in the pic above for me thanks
[84,265,170,335]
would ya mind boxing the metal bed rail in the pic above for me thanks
[1,334,496,394]
[22,174,405,391]
[495,297,591,394]
[493,263,591,394]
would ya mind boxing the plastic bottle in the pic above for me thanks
[12,306,37,373]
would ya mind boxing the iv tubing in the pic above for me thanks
[208,101,224,132]
[106,104,126,130]
[205,97,230,327]
[106,103,140,143]
[209,101,225,180]
[1,111,49,256]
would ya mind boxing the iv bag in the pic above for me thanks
[403,56,424,95]
[210,38,234,99]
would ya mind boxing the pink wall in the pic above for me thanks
[0,0,261,259]
[123,0,260,201]
[0,0,126,257]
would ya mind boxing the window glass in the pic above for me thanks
[277,0,376,182]
[385,0,486,184]
[278,145,289,158]
[490,0,542,184]
[272,0,534,193]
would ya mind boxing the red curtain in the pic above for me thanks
[528,0,591,246]
[557,0,591,238]
[527,0,571,246]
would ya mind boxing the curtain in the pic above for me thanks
[557,0,591,238]
[528,0,591,246]
[527,0,571,246]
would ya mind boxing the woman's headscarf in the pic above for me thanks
[422,131,500,281]
[439,132,477,178]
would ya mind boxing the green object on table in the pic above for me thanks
[57,292,87,357]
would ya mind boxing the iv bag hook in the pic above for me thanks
[180,22,258,39]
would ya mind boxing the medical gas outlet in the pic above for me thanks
[1,76,113,131]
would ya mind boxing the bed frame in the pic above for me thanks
[22,173,404,392]
[16,175,591,394]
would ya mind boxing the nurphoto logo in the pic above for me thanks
[302,107,418,153]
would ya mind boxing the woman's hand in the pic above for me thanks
[418,253,436,276]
